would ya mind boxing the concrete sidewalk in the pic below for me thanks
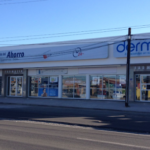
[0,97,150,113]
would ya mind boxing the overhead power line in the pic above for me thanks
[0,0,12,1]
[0,31,128,43]
[1,35,150,47]
[1,24,150,40]
[0,24,150,43]
[0,35,150,47]
[0,0,47,5]
[0,35,127,46]
[0,37,126,61]
[1,37,150,61]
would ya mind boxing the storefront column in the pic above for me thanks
[86,74,90,99]
[1,70,5,97]
[23,69,28,98]
[58,75,62,98]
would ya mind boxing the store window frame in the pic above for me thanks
[90,74,126,101]
[6,76,24,97]
[62,75,86,99]
[134,71,150,102]
[0,77,2,96]
[28,75,59,98]
[9,76,23,97]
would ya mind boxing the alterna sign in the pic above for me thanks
[114,40,150,57]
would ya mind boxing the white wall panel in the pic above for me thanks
[28,69,36,76]
[78,67,117,74]
[117,66,126,74]
[28,69,68,76]
[68,68,78,75]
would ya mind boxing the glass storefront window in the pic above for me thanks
[29,76,58,97]
[62,88,73,98]
[74,76,86,88]
[62,76,86,98]
[136,74,140,100]
[137,74,150,101]
[90,75,126,100]
[112,88,126,100]
[90,88,103,99]
[90,75,103,88]
[141,76,150,84]
[49,76,58,88]
[0,77,2,95]
[29,87,38,97]
[74,88,86,98]
[142,90,150,101]
[39,77,48,88]
[102,89,114,99]
[116,75,126,100]
[103,75,116,88]
[116,75,126,88]
[30,77,38,88]
[62,76,73,89]
[29,74,126,100]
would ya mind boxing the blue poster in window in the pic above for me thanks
[49,88,58,97]
[38,88,48,97]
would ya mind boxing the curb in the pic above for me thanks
[0,101,149,114]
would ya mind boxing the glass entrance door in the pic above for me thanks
[10,76,23,97]
[135,74,150,101]
[141,75,150,101]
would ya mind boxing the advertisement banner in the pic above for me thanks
[0,42,108,63]
[50,76,58,83]
[114,39,150,58]
[38,88,58,97]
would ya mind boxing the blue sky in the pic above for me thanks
[0,0,150,46]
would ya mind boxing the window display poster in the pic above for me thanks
[50,77,58,83]
[92,77,100,85]
[120,76,126,84]
[49,88,58,97]
[38,88,58,97]
[38,88,48,97]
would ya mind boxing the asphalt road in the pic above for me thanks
[0,104,150,133]
[0,119,150,150]
[0,104,150,150]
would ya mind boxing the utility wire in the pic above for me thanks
[21,40,127,60]
[1,35,150,47]
[0,37,126,61]
[1,24,150,40]
[0,35,126,46]
[1,37,150,62]
[0,0,12,1]
[1,25,150,43]
[0,0,47,5]
[0,30,129,42]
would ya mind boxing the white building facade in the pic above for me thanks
[0,33,150,102]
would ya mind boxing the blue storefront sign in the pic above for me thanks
[114,40,150,57]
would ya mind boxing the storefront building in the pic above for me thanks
[0,33,150,102]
